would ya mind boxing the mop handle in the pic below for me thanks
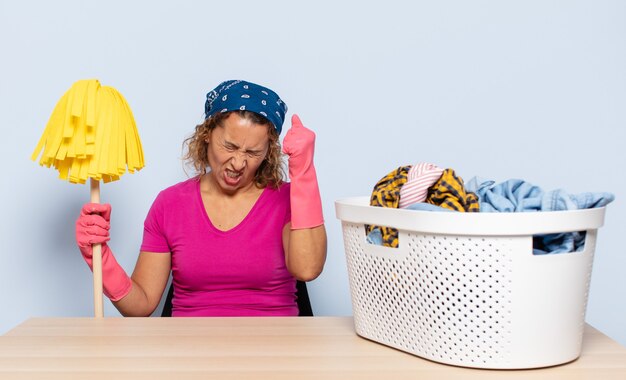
[90,179,104,318]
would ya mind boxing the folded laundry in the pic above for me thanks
[368,165,476,248]
[366,203,452,246]
[465,177,615,254]
[366,167,614,255]
[406,203,454,212]
[426,169,479,212]
[367,165,411,248]
[399,163,444,208]
[465,177,614,212]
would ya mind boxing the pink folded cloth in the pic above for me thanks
[399,162,444,208]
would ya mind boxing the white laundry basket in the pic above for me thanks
[335,197,607,369]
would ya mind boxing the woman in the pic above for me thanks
[75,80,327,317]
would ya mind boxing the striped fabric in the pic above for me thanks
[399,163,444,208]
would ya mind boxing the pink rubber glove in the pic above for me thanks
[76,203,132,301]
[282,114,324,229]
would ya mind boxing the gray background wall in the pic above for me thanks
[1,0,624,345]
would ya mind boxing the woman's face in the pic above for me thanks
[206,112,270,194]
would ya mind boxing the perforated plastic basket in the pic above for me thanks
[335,197,607,369]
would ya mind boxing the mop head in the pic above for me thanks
[31,79,145,184]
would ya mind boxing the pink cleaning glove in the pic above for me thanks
[282,114,324,229]
[75,203,132,301]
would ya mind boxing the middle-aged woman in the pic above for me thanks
[75,79,327,317]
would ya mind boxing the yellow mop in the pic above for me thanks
[31,79,144,317]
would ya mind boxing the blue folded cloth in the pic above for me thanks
[465,177,614,212]
[365,203,452,246]
[366,228,383,246]
[406,203,454,212]
[465,177,614,254]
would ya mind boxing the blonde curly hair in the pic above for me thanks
[183,110,285,189]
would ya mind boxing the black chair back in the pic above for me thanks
[161,280,313,317]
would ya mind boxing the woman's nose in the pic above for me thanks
[230,153,247,170]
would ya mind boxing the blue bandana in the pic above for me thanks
[204,80,288,134]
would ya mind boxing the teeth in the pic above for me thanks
[226,171,240,178]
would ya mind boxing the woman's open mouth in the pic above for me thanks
[223,169,243,186]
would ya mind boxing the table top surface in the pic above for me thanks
[1,316,625,380]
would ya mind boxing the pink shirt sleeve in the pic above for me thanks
[141,191,170,253]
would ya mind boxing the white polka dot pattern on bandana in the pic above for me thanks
[205,80,288,134]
